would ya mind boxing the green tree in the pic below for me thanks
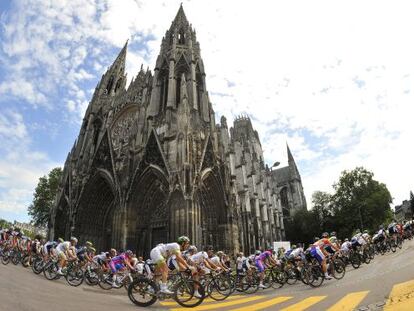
[27,167,63,227]
[0,218,11,228]
[311,191,334,233]
[332,167,392,238]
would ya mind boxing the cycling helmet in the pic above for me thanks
[90,247,96,253]
[85,241,93,247]
[314,237,320,242]
[330,231,337,237]
[379,224,384,229]
[216,251,224,257]
[110,248,117,255]
[188,245,197,253]
[345,238,349,242]
[58,237,64,243]
[70,237,78,243]
[291,244,297,249]
[125,250,133,257]
[105,252,111,257]
[255,250,261,255]
[363,230,368,234]
[322,232,329,238]
[177,236,190,245]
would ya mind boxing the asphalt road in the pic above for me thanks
[1,240,413,311]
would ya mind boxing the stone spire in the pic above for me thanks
[170,3,189,31]
[97,40,128,96]
[287,143,300,180]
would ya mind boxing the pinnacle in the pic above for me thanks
[171,3,189,29]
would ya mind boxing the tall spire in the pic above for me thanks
[171,3,189,30]
[287,143,300,179]
[110,39,128,72]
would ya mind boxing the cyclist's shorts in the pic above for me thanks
[255,260,265,273]
[325,246,335,254]
[58,252,67,261]
[167,257,178,271]
[310,247,325,264]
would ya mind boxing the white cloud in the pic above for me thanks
[0,110,58,216]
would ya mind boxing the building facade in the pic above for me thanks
[50,6,306,255]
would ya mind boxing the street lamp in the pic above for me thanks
[272,161,280,169]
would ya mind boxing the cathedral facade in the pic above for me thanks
[50,6,306,256]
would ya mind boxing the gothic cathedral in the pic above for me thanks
[50,5,306,256]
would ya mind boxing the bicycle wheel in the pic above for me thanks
[271,269,286,289]
[397,238,403,249]
[65,267,84,286]
[98,272,113,290]
[128,278,158,307]
[32,257,44,274]
[390,241,397,253]
[174,279,205,308]
[332,259,346,280]
[11,252,20,265]
[286,268,298,285]
[84,269,99,286]
[43,262,59,280]
[350,252,360,269]
[208,275,232,301]
[22,255,30,267]
[1,251,10,265]
[244,275,260,294]
[308,265,324,288]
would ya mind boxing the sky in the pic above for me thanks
[0,0,413,223]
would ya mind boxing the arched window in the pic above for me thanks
[106,75,114,94]
[196,66,203,115]
[158,63,169,113]
[178,29,185,44]
[280,187,289,208]
[114,78,122,93]
[175,56,189,106]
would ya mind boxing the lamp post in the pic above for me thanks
[271,161,280,171]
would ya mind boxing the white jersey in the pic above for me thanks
[56,241,71,254]
[289,247,304,258]
[190,251,208,265]
[341,241,352,251]
[236,256,246,270]
[93,252,108,262]
[155,243,180,257]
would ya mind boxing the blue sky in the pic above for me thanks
[1,0,413,223]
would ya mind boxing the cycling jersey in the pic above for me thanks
[289,247,304,259]
[150,243,181,265]
[56,241,70,254]
[109,253,127,273]
[190,251,208,265]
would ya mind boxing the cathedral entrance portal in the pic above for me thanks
[127,166,169,257]
[74,171,118,251]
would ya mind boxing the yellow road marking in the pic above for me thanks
[280,296,327,311]
[160,295,243,306]
[170,295,264,311]
[228,296,293,311]
[384,279,414,311]
[327,291,369,311]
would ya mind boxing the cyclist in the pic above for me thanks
[149,236,193,295]
[310,236,333,280]
[210,250,230,272]
[388,220,398,244]
[109,250,135,287]
[56,237,78,275]
[93,251,111,271]
[255,248,278,288]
